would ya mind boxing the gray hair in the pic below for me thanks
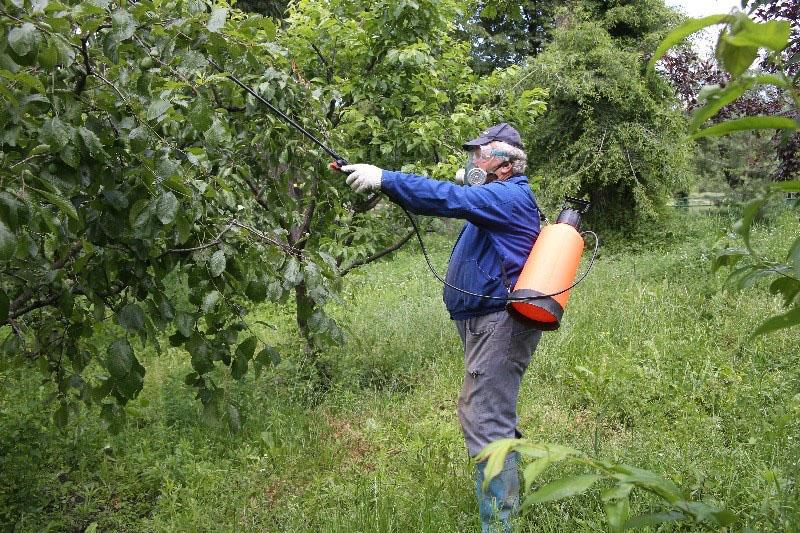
[480,140,528,175]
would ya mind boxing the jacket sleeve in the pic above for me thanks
[380,170,520,230]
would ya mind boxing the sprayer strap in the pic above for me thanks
[500,262,511,293]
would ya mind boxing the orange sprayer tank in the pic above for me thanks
[507,200,588,331]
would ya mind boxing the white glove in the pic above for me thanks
[454,168,465,184]
[341,164,383,193]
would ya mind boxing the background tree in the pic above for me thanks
[0,0,548,428]
[465,0,557,74]
[514,0,693,228]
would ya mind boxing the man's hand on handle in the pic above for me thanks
[340,164,383,193]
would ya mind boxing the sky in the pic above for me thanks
[664,0,745,56]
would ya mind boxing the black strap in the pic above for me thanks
[500,261,512,293]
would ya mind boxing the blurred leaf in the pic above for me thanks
[693,116,798,139]
[236,336,257,360]
[156,191,178,224]
[202,290,220,313]
[522,475,600,507]
[769,277,800,307]
[0,221,17,261]
[717,32,758,76]
[117,303,145,333]
[724,18,790,51]
[107,338,133,379]
[752,306,800,337]
[176,311,194,337]
[111,9,136,43]
[8,23,39,56]
[209,250,226,277]
[605,496,630,533]
[146,100,171,120]
[649,15,730,70]
[523,458,550,492]
[31,187,78,221]
[207,7,228,32]
[713,247,748,272]
[732,196,767,251]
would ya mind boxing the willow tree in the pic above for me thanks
[519,0,693,227]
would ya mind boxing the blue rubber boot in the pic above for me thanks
[475,452,520,533]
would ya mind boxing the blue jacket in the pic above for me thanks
[381,170,540,320]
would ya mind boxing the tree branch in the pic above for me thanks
[339,229,416,276]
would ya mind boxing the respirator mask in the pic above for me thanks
[462,150,511,186]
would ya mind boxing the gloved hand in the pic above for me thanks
[454,168,465,184]
[341,164,383,193]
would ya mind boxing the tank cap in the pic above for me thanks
[556,208,582,229]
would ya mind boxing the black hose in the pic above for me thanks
[401,208,600,301]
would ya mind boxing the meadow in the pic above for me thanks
[1,208,798,532]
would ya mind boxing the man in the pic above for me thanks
[341,123,542,532]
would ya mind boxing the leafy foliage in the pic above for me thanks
[0,0,548,430]
[652,4,800,335]
[517,1,693,227]
[478,438,735,531]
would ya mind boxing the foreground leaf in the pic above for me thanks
[522,474,600,507]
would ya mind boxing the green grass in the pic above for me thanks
[1,210,799,532]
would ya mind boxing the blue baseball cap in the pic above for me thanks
[462,123,524,150]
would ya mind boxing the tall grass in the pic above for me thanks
[1,210,798,531]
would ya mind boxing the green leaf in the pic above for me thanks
[40,117,71,150]
[254,346,280,377]
[649,15,730,70]
[155,191,178,225]
[231,355,248,380]
[732,196,767,251]
[146,100,171,120]
[78,127,104,158]
[751,306,800,337]
[0,289,9,323]
[176,312,194,337]
[610,464,683,505]
[107,338,133,379]
[769,277,800,307]
[601,482,634,502]
[624,511,684,529]
[31,187,78,221]
[209,250,226,277]
[245,280,268,302]
[8,23,40,56]
[724,18,790,51]
[0,221,17,261]
[522,475,600,507]
[713,247,749,272]
[689,75,787,130]
[128,199,151,229]
[202,290,220,313]
[189,101,213,131]
[207,7,228,32]
[717,35,758,76]
[117,303,145,333]
[283,257,303,286]
[693,116,798,139]
[236,336,257,360]
[110,9,136,43]
[523,458,550,492]
[604,497,630,533]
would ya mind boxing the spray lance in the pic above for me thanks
[210,60,599,330]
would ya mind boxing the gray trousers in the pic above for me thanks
[455,311,542,457]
